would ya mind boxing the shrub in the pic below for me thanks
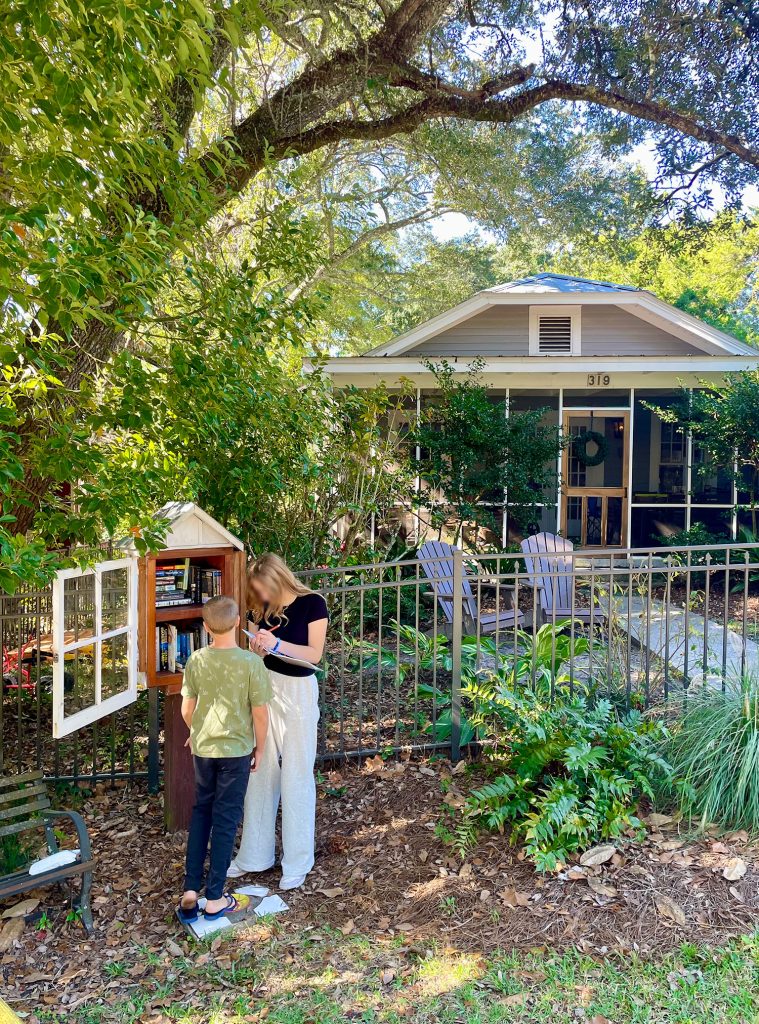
[358,621,589,747]
[458,688,673,871]
[662,523,731,567]
[659,673,759,833]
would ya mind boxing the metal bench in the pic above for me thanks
[0,771,94,933]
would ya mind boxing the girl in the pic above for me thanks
[227,554,328,890]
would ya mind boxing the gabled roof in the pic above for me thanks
[485,272,641,294]
[155,502,245,550]
[366,273,756,358]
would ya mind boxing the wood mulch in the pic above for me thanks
[2,758,759,1015]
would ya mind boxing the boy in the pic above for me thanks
[178,595,271,921]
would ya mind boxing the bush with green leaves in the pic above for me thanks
[458,687,673,871]
[358,620,589,746]
[659,674,759,833]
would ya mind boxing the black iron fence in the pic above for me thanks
[3,541,759,783]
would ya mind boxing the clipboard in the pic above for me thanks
[241,629,322,673]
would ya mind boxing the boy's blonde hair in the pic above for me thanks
[247,553,311,626]
[202,595,239,635]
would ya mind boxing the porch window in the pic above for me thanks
[528,305,581,356]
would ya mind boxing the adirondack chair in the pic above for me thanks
[0,771,94,932]
[417,541,523,634]
[520,532,602,626]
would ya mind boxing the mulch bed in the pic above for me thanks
[3,757,759,1014]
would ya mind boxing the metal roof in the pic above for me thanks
[486,273,643,295]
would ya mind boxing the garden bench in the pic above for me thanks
[418,541,523,634]
[0,770,94,933]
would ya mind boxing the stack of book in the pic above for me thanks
[155,560,223,607]
[155,560,193,607]
[156,623,209,673]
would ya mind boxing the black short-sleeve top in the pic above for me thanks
[249,592,329,677]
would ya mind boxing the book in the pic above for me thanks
[168,625,177,673]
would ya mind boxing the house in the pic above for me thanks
[320,273,759,548]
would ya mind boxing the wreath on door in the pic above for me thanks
[572,429,608,467]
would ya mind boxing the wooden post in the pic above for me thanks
[163,692,195,832]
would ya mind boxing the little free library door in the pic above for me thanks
[561,409,630,548]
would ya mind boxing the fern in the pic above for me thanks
[455,678,674,869]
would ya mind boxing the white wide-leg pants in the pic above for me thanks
[234,670,319,879]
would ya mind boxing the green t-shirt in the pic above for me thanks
[181,647,272,759]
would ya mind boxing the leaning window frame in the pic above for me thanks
[52,556,139,738]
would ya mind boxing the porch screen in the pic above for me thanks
[51,557,139,738]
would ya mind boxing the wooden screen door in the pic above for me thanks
[561,410,629,547]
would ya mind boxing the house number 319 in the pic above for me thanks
[587,374,611,387]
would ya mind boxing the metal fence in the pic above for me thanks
[3,541,759,783]
[306,541,759,763]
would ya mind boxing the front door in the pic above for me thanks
[561,410,629,547]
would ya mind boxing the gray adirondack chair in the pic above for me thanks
[417,541,523,633]
[520,532,601,626]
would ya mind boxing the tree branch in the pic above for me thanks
[287,206,444,301]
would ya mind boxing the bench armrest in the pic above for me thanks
[42,809,93,863]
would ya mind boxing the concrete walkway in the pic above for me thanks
[607,594,759,688]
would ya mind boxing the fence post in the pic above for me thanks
[147,687,160,794]
[451,546,463,763]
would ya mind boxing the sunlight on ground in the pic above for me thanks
[414,950,484,996]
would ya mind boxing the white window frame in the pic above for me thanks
[528,304,581,356]
[52,556,139,738]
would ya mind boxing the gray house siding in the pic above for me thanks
[413,303,698,357]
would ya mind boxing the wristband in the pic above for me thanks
[271,638,281,655]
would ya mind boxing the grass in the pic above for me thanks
[35,922,759,1024]
[661,673,759,832]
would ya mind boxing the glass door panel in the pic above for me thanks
[562,411,629,547]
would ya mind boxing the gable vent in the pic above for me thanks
[537,315,573,353]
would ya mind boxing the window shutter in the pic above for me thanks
[537,315,573,353]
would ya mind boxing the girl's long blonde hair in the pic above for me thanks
[247,553,312,625]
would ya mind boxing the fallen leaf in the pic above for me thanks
[729,886,745,904]
[656,895,687,926]
[381,969,396,985]
[500,888,530,907]
[590,1016,612,1024]
[418,766,436,777]
[502,993,527,1007]
[580,844,616,867]
[726,829,749,844]
[647,813,673,827]
[363,755,385,774]
[587,878,617,898]
[0,918,24,952]
[566,867,587,881]
[340,919,355,935]
[458,863,473,879]
[317,888,344,898]
[479,889,491,902]
[722,857,747,881]
[165,939,183,957]
[2,898,39,919]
